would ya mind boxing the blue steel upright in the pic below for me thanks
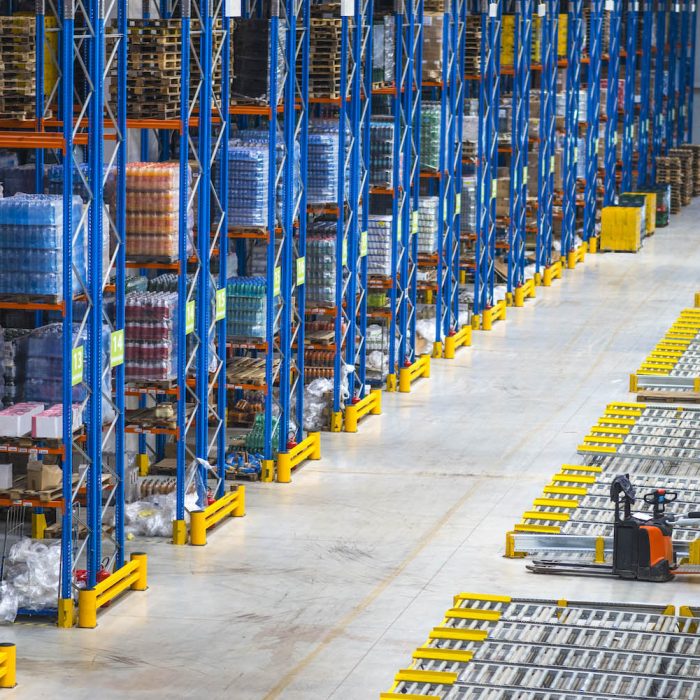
[620,1,638,192]
[583,0,602,242]
[507,0,532,294]
[651,0,666,175]
[603,0,621,205]
[666,1,679,148]
[473,0,502,321]
[561,0,582,263]
[689,0,698,143]
[637,0,653,186]
[677,0,690,144]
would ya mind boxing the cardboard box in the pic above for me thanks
[26,461,63,492]
[0,464,12,490]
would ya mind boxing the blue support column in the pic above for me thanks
[561,0,582,262]
[603,0,621,204]
[60,0,76,609]
[677,0,690,144]
[473,0,501,320]
[620,1,638,192]
[689,0,698,142]
[667,1,678,148]
[637,0,653,185]
[536,0,556,273]
[86,0,105,589]
[507,0,532,294]
[35,3,46,194]
[651,0,666,176]
[583,0,602,242]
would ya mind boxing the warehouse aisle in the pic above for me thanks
[12,203,700,698]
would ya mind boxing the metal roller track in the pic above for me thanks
[386,595,700,699]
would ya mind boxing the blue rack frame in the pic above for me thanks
[583,0,602,242]
[473,0,501,326]
[620,0,638,192]
[636,0,653,185]
[506,0,533,298]
[535,0,558,277]
[603,0,621,203]
[561,0,583,264]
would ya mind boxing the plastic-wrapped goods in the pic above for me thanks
[420,103,441,172]
[245,412,280,453]
[576,137,587,180]
[306,223,337,307]
[373,19,396,85]
[422,13,444,81]
[126,162,193,261]
[460,176,477,234]
[226,277,279,339]
[368,215,393,276]
[0,194,86,299]
[125,292,178,382]
[217,142,269,228]
[0,539,61,622]
[370,120,395,188]
[232,19,287,104]
[418,197,439,254]
[307,121,340,204]
[0,163,36,197]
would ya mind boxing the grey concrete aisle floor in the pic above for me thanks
[11,202,700,699]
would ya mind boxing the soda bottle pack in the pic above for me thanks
[367,215,393,277]
[0,194,86,298]
[306,221,337,308]
[226,277,279,339]
[417,196,439,255]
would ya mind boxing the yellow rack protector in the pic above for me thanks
[395,669,458,685]
[589,426,630,435]
[583,435,624,444]
[514,523,561,534]
[413,647,474,663]
[454,592,511,604]
[428,626,489,642]
[561,464,602,473]
[543,485,588,496]
[533,497,579,508]
[444,607,501,621]
[523,510,570,522]
[552,473,597,484]
[577,445,618,454]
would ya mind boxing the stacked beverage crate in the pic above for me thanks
[367,215,393,276]
[420,103,441,172]
[370,120,395,188]
[0,194,85,299]
[308,121,340,204]
[125,162,193,261]
[306,221,337,307]
[125,292,178,383]
[418,197,439,254]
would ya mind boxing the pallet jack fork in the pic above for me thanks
[528,475,700,581]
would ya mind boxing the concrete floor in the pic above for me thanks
[10,202,700,699]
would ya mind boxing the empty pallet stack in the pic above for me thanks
[680,143,700,197]
[308,7,344,100]
[117,19,182,119]
[656,156,683,214]
[669,147,694,207]
[0,18,36,120]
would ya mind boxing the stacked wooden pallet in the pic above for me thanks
[669,147,694,206]
[465,15,481,76]
[679,143,700,197]
[655,156,682,214]
[308,11,344,99]
[0,18,36,120]
[110,19,182,119]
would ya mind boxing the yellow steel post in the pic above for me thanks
[386,373,397,392]
[330,411,343,432]
[136,453,149,477]
[277,453,292,483]
[534,271,542,286]
[57,598,74,628]
[422,355,431,378]
[543,267,553,286]
[398,367,411,393]
[261,459,275,482]
[78,588,98,628]
[31,511,47,539]
[310,432,322,460]
[233,486,246,517]
[695,292,700,308]
[432,341,443,358]
[444,336,456,359]
[344,405,359,432]
[482,308,493,331]
[505,292,514,306]
[130,553,148,590]
[629,374,638,392]
[370,389,382,415]
[594,536,606,564]
[514,286,525,307]
[689,538,700,565]
[588,236,598,253]
[189,511,207,546]
[0,644,16,688]
[172,519,187,546]
[471,314,480,330]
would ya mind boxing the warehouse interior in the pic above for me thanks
[0,0,695,697]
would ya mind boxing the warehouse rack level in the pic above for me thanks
[381,594,700,699]
[630,307,700,402]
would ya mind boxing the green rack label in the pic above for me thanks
[342,239,348,266]
[550,155,555,174]
[573,147,578,163]
[216,288,226,321]
[594,138,599,155]
[455,193,461,215]
[186,300,195,335]
[296,256,306,286]
[360,230,368,257]
[396,219,402,241]
[522,166,528,185]
[491,181,498,200]
[411,211,419,234]
[110,329,124,368]
[273,266,281,297]
[72,345,84,386]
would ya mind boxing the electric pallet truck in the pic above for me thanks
[527,474,700,582]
